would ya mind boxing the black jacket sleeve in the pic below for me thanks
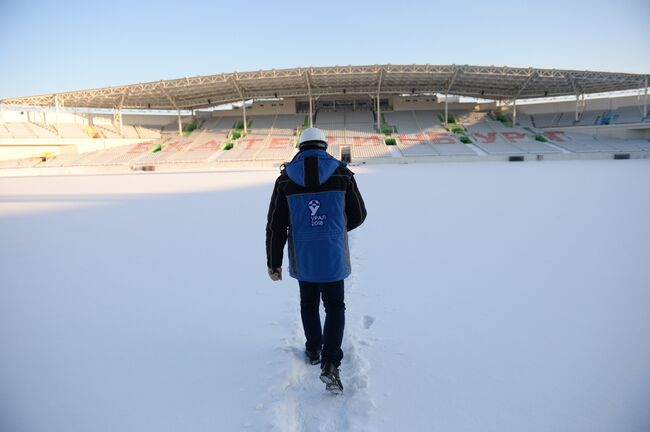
[265,176,289,269]
[345,174,367,231]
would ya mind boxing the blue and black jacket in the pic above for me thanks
[265,148,367,282]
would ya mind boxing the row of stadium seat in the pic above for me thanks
[540,131,650,153]
[0,120,162,139]
[383,110,650,156]
[315,111,392,159]
[215,115,303,162]
[384,110,553,156]
[0,122,61,138]
[5,109,648,169]
[518,106,649,128]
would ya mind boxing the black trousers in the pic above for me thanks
[298,280,345,367]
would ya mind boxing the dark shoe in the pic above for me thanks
[320,361,343,394]
[305,349,321,365]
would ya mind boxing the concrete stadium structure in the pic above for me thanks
[0,64,648,171]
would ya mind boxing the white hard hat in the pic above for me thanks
[298,127,328,149]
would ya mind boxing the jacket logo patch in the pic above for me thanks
[308,200,327,226]
[308,200,320,216]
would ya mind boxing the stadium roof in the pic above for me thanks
[1,64,647,110]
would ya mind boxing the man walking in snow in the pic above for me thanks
[265,127,367,394]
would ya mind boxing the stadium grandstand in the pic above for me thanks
[0,64,648,171]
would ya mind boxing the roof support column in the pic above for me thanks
[160,85,183,136]
[159,83,182,136]
[511,71,535,127]
[115,91,127,137]
[376,93,381,131]
[228,76,247,134]
[242,100,247,135]
[444,93,449,128]
[567,74,585,124]
[643,75,648,118]
[54,94,61,137]
[41,107,48,130]
[574,93,585,122]
[114,108,123,136]
[444,66,461,128]
[511,71,536,127]
[376,68,384,131]
[304,70,314,127]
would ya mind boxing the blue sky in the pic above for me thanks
[0,0,648,99]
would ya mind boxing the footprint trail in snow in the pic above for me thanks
[264,234,376,432]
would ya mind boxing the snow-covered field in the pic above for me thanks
[1,160,649,432]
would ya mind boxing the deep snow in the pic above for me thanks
[1,160,649,432]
